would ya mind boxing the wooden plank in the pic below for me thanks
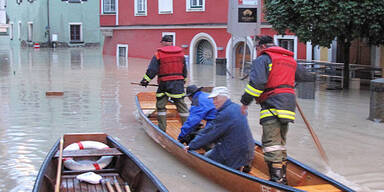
[63,133,107,148]
[294,184,342,192]
[62,168,119,175]
[55,148,122,158]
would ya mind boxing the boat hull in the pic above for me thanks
[135,92,354,192]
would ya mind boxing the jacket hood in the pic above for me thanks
[158,46,183,53]
[263,46,294,57]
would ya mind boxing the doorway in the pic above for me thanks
[196,39,214,65]
[235,42,251,76]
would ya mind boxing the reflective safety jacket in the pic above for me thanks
[257,47,296,103]
[241,46,307,124]
[157,46,185,82]
[142,46,187,99]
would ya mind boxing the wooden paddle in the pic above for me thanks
[105,180,115,192]
[296,101,329,165]
[130,82,213,92]
[55,137,64,192]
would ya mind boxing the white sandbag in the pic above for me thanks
[76,172,102,184]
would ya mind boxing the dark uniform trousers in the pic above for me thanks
[261,118,288,163]
[155,80,189,131]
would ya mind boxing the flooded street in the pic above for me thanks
[0,45,383,192]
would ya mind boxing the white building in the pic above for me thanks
[0,0,7,33]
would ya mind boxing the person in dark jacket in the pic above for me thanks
[140,35,189,132]
[240,35,315,184]
[185,87,255,171]
[178,85,217,144]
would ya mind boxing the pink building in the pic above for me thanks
[100,0,309,74]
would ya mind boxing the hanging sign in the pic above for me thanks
[238,0,258,6]
[228,0,261,36]
[238,8,257,23]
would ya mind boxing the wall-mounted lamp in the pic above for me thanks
[181,44,189,48]
[217,47,224,51]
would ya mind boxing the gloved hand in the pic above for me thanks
[178,137,187,144]
[140,79,149,87]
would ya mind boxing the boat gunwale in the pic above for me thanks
[33,133,169,192]
[135,94,354,192]
[32,139,60,192]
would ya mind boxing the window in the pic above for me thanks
[62,0,86,3]
[186,0,204,11]
[103,0,116,14]
[117,44,128,67]
[68,0,81,3]
[18,21,21,40]
[69,23,82,42]
[27,22,33,42]
[162,32,175,46]
[135,0,147,16]
[158,0,172,14]
[274,35,298,60]
[9,22,13,40]
[278,39,294,53]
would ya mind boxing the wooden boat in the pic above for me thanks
[33,133,168,192]
[135,92,354,192]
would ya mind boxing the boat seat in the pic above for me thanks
[140,102,177,110]
[294,184,342,192]
[54,148,123,158]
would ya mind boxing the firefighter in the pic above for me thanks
[140,35,189,131]
[240,35,315,184]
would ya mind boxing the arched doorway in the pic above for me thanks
[195,39,214,65]
[235,43,251,75]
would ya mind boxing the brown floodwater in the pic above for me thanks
[0,46,383,192]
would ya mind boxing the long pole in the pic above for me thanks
[55,137,64,192]
[296,101,329,165]
[46,0,51,46]
[241,37,247,77]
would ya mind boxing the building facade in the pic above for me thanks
[100,0,309,76]
[6,0,102,47]
[0,0,6,33]
[100,0,384,78]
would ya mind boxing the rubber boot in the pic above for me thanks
[267,162,287,185]
[157,114,167,132]
[282,160,288,185]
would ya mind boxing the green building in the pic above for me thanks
[6,0,102,47]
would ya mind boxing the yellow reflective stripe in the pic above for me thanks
[165,92,185,98]
[276,109,295,116]
[156,93,165,97]
[244,84,263,97]
[143,74,151,82]
[268,63,272,71]
[278,114,295,120]
[260,113,274,119]
[260,109,295,120]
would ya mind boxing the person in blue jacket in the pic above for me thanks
[178,85,217,144]
[184,87,255,171]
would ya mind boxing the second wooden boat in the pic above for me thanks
[33,133,168,192]
[136,92,354,192]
